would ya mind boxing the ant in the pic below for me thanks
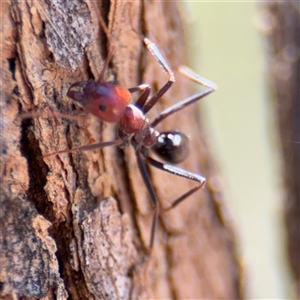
[40,3,218,256]
[28,2,217,262]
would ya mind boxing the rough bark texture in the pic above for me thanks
[0,1,243,299]
[262,2,300,297]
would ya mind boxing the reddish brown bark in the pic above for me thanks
[0,1,243,299]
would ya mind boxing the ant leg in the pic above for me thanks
[150,66,217,127]
[44,140,123,158]
[128,84,151,94]
[145,156,206,213]
[141,38,175,113]
[128,84,151,109]
[179,65,217,89]
[17,111,86,122]
[136,151,159,255]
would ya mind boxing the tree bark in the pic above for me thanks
[262,2,300,297]
[0,1,243,299]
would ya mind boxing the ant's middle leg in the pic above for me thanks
[150,66,217,127]
[43,139,123,158]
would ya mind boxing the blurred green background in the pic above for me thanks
[180,1,294,298]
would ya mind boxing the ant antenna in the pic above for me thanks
[33,0,79,66]
[89,1,115,82]
[34,0,114,81]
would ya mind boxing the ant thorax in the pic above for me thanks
[119,104,146,134]
[119,104,159,148]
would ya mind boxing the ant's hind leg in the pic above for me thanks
[145,156,206,213]
[135,151,160,255]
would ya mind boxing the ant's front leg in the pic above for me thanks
[128,84,151,110]
[141,38,175,113]
[16,110,86,122]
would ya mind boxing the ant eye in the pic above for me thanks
[99,104,107,111]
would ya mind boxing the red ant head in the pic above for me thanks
[67,81,131,123]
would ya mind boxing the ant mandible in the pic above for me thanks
[45,4,217,255]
